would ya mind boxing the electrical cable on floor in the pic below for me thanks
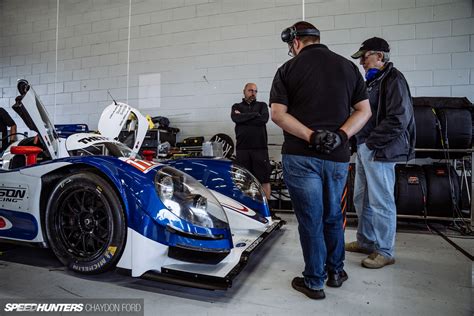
[413,110,474,260]
[420,110,474,261]
[440,234,474,239]
[433,109,472,236]
[426,222,474,261]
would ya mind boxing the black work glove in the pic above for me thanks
[309,130,328,152]
[310,129,348,154]
[322,129,348,154]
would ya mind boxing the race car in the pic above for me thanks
[0,80,283,289]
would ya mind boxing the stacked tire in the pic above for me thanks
[413,97,473,159]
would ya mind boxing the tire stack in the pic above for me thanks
[413,97,473,159]
[346,97,473,219]
[395,97,471,217]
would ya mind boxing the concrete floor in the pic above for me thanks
[0,213,472,316]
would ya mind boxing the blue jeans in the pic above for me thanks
[353,143,397,258]
[283,154,348,290]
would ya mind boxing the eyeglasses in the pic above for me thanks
[247,89,258,93]
[287,42,295,57]
[361,51,379,61]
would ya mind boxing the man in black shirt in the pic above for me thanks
[270,21,371,299]
[0,107,17,152]
[231,83,271,199]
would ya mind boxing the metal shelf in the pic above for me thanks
[415,148,474,153]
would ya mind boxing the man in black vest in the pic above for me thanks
[346,37,415,269]
[270,21,371,299]
[0,107,17,152]
[231,83,271,200]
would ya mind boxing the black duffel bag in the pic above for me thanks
[395,164,427,216]
[423,164,460,217]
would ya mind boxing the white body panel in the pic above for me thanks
[98,103,148,157]
[0,162,70,243]
[65,133,121,152]
[0,170,46,242]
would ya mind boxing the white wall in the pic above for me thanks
[1,0,473,159]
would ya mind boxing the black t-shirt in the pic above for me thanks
[269,44,368,162]
[0,107,16,151]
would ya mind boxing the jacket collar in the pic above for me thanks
[367,62,393,85]
[242,98,256,105]
[299,43,328,54]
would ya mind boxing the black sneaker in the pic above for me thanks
[326,270,348,288]
[291,277,325,300]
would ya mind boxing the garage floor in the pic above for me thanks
[0,213,472,316]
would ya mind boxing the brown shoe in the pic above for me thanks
[361,252,395,269]
[345,241,373,254]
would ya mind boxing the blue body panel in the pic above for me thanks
[0,209,38,240]
[54,124,89,138]
[166,158,271,219]
[49,156,233,251]
[0,156,233,251]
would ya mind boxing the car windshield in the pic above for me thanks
[68,141,140,159]
[32,90,59,154]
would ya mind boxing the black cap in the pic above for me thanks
[351,37,390,59]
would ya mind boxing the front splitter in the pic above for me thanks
[140,219,285,290]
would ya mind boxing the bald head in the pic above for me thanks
[243,83,257,103]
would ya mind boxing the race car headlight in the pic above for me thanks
[155,167,228,229]
[230,165,265,202]
[159,175,174,200]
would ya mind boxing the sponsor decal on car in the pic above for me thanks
[0,187,26,203]
[221,202,257,217]
[71,245,118,273]
[77,135,108,145]
[120,158,160,174]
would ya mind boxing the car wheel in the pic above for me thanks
[45,172,126,274]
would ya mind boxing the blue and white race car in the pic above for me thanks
[0,81,283,289]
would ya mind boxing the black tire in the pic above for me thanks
[45,172,126,274]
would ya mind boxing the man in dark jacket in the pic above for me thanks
[0,107,17,153]
[231,83,271,199]
[346,37,415,269]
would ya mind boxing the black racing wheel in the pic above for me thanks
[45,172,126,274]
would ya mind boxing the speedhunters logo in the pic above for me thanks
[0,187,27,203]
[1,299,144,315]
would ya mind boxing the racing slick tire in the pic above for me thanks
[45,172,126,274]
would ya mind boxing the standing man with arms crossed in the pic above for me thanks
[270,21,371,299]
[346,38,415,269]
[231,83,272,201]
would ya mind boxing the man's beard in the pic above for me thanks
[245,96,256,103]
